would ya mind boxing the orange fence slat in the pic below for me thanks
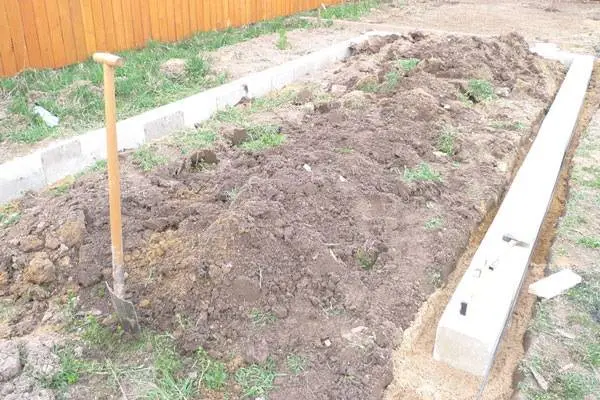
[17,1,42,69]
[121,0,136,48]
[4,0,29,71]
[174,0,184,40]
[56,0,78,65]
[140,0,152,44]
[33,0,57,68]
[165,0,176,41]
[0,2,18,75]
[101,0,118,51]
[189,0,198,33]
[68,0,88,60]
[111,0,126,50]
[148,0,160,40]
[183,0,192,38]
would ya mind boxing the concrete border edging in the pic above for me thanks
[0,34,366,204]
[433,54,595,376]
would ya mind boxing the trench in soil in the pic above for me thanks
[384,63,600,400]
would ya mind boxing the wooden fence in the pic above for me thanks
[0,0,343,77]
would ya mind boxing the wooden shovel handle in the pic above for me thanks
[94,53,125,298]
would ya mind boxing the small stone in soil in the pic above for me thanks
[231,128,249,146]
[190,149,219,168]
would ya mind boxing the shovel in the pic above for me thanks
[94,52,140,334]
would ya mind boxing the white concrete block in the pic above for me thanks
[434,55,594,376]
[177,91,218,127]
[40,139,83,184]
[78,128,108,167]
[213,81,248,110]
[529,269,582,299]
[0,154,46,203]
[243,70,275,99]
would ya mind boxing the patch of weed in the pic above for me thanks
[80,316,123,348]
[557,371,597,400]
[466,79,496,103]
[382,70,400,92]
[176,129,216,154]
[44,346,102,392]
[425,216,443,230]
[185,56,210,80]
[276,29,290,50]
[356,80,379,93]
[355,247,378,270]
[132,146,168,171]
[286,354,307,375]
[576,236,600,249]
[225,188,239,201]
[235,359,277,398]
[396,58,420,72]
[567,279,600,316]
[250,89,297,112]
[490,120,527,131]
[197,348,228,391]
[249,309,277,326]
[437,126,456,156]
[403,163,442,182]
[317,0,380,20]
[241,125,285,151]
[0,203,21,228]
[50,177,75,196]
[335,147,354,154]
[530,301,553,334]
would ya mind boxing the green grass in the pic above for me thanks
[437,126,456,156]
[465,79,496,103]
[576,236,600,249]
[234,359,277,398]
[0,203,21,228]
[355,247,378,270]
[240,125,285,151]
[557,372,597,400]
[276,29,290,50]
[197,348,228,391]
[286,354,307,375]
[132,146,168,171]
[50,177,74,196]
[356,79,379,93]
[335,147,354,154]
[381,70,400,92]
[175,129,216,154]
[317,0,380,20]
[425,217,443,230]
[44,346,103,391]
[0,16,313,145]
[403,163,442,182]
[396,58,420,72]
[249,309,277,326]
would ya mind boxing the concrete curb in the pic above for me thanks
[433,54,595,376]
[0,33,376,204]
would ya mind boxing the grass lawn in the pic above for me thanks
[0,17,313,146]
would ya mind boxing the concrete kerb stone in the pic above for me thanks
[40,139,83,184]
[433,54,594,377]
[0,153,46,204]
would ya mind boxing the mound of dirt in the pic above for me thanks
[0,33,564,399]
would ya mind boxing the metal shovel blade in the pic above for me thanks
[106,282,140,334]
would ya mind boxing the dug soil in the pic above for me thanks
[1,33,565,399]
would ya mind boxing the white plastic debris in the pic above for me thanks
[339,175,347,182]
[33,105,59,127]
[303,164,312,172]
[528,269,582,299]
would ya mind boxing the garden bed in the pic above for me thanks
[0,32,564,399]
